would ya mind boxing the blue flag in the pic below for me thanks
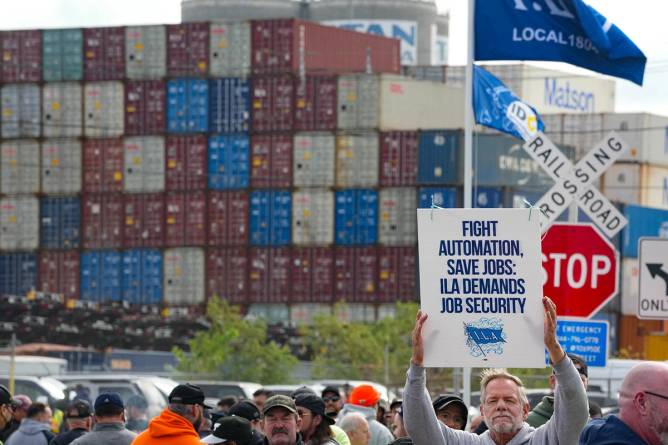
[475,0,646,85]
[473,65,544,141]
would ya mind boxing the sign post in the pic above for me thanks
[638,238,668,319]
[417,208,544,368]
[541,223,619,318]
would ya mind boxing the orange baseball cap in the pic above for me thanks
[349,384,381,407]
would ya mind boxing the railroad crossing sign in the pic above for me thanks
[522,132,631,239]
[638,238,668,319]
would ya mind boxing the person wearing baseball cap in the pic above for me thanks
[69,393,136,445]
[228,401,264,445]
[201,416,254,445]
[0,385,16,445]
[132,383,211,445]
[294,393,337,445]
[336,385,393,445]
[320,387,343,420]
[0,394,31,442]
[260,395,304,445]
[50,400,93,445]
[432,394,468,431]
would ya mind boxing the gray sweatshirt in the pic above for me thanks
[70,422,136,445]
[403,356,588,445]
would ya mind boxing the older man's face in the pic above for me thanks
[481,378,528,436]
[262,407,301,445]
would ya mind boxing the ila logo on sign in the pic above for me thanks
[544,78,595,112]
[512,0,575,18]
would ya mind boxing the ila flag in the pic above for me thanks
[474,65,544,141]
[475,0,646,85]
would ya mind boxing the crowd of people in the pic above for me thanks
[1,298,667,445]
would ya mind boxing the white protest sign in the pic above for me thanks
[523,132,630,239]
[417,208,545,368]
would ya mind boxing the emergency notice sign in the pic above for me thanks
[417,208,545,368]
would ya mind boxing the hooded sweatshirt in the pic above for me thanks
[336,404,394,445]
[131,408,201,445]
[6,419,53,445]
[403,355,589,445]
[579,415,649,445]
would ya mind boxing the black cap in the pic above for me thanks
[228,400,260,422]
[169,384,213,409]
[94,393,124,411]
[432,394,468,421]
[390,399,402,411]
[0,385,14,406]
[568,353,589,377]
[290,386,316,398]
[262,395,297,416]
[294,393,335,425]
[201,416,254,445]
[321,386,340,398]
[67,400,92,419]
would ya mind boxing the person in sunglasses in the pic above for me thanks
[321,388,343,421]
[527,353,589,427]
[580,361,668,445]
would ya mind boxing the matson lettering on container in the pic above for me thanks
[544,78,595,112]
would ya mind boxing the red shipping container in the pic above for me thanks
[83,138,125,193]
[166,135,207,191]
[125,80,166,136]
[165,191,206,247]
[1,30,41,82]
[83,27,125,81]
[249,247,291,303]
[206,247,249,304]
[207,191,248,246]
[294,76,337,131]
[379,131,418,186]
[334,247,377,303]
[251,75,294,132]
[39,250,80,299]
[82,194,124,248]
[250,134,293,188]
[251,19,400,75]
[166,23,209,77]
[123,193,165,248]
[378,246,417,303]
[291,247,334,303]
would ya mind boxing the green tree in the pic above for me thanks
[173,298,298,384]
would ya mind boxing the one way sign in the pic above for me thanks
[638,238,668,320]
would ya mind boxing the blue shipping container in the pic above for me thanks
[122,249,163,304]
[40,196,81,249]
[42,29,83,81]
[0,252,37,296]
[335,189,378,245]
[208,134,250,189]
[80,250,122,302]
[418,187,459,209]
[622,204,668,257]
[474,187,503,208]
[417,130,461,185]
[250,190,292,246]
[167,78,209,133]
[210,78,251,133]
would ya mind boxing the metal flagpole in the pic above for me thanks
[462,0,475,410]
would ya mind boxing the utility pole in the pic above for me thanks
[9,333,16,394]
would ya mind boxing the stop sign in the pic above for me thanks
[541,223,619,318]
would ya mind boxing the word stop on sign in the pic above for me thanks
[542,253,612,289]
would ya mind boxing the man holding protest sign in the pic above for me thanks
[403,296,588,445]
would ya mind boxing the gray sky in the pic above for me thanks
[1,0,665,115]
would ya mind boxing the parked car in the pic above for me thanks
[307,380,396,403]
[188,380,262,407]
[0,375,67,406]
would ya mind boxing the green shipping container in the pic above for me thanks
[43,29,83,81]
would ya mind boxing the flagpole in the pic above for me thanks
[464,0,475,209]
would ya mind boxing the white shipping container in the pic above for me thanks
[602,162,668,209]
[210,22,251,77]
[603,113,668,166]
[562,113,604,158]
[124,136,165,193]
[1,140,40,194]
[2,84,40,138]
[164,247,205,305]
[621,258,640,316]
[292,189,334,245]
[126,25,167,79]
[379,187,417,246]
[334,303,376,323]
[337,74,379,130]
[0,196,39,250]
[42,82,82,138]
[85,82,124,137]
[541,114,564,144]
[246,304,290,324]
[293,132,335,187]
[289,303,331,325]
[378,75,465,130]
[335,132,379,187]
[41,139,82,194]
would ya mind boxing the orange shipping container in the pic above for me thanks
[618,315,663,358]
